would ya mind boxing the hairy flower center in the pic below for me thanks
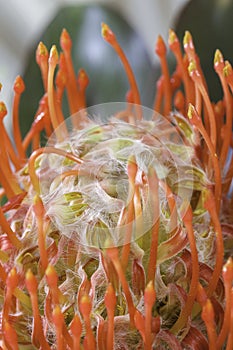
[36,104,197,251]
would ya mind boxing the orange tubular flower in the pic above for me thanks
[0,23,232,350]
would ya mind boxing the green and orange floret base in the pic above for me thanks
[0,22,232,349]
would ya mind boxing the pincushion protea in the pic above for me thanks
[0,22,232,349]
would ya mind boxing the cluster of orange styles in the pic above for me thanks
[0,22,232,349]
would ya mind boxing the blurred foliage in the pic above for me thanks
[174,0,233,101]
[20,0,233,139]
[20,4,156,138]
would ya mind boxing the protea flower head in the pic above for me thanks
[0,23,232,350]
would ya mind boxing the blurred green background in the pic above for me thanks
[1,0,233,136]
